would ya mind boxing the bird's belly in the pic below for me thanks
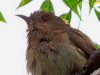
[31,41,87,75]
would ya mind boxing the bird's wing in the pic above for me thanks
[68,28,97,58]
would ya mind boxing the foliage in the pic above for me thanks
[62,0,81,19]
[40,0,54,12]
[17,0,32,9]
[0,0,100,23]
[60,10,72,23]
[0,12,7,23]
[96,43,100,47]
[94,8,100,21]
[89,0,96,13]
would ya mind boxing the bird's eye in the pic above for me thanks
[41,15,49,22]
[43,18,48,22]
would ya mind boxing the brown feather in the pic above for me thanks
[18,10,94,75]
[67,28,97,58]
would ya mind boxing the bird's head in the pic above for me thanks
[17,10,69,33]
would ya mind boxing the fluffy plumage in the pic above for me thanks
[17,10,97,75]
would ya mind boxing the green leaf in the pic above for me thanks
[0,12,7,23]
[17,0,32,9]
[40,0,54,12]
[95,43,100,48]
[94,8,100,21]
[89,0,96,13]
[60,10,72,23]
[62,0,81,19]
[77,0,82,10]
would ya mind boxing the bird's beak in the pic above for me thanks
[16,15,30,23]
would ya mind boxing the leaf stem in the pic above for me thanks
[78,6,82,29]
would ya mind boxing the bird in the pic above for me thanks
[17,10,98,75]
